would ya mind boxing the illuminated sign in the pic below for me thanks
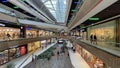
[71,10,77,12]
[2,0,8,2]
[13,6,19,9]
[20,46,26,55]
[26,27,32,30]
[89,18,100,20]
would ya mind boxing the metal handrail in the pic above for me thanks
[18,51,35,68]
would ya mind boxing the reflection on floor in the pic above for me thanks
[68,50,90,68]
[24,45,73,68]
[67,41,90,68]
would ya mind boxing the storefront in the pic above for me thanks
[45,31,50,36]
[87,20,116,42]
[26,28,38,38]
[27,41,41,52]
[75,44,105,68]
[51,38,56,43]
[0,44,27,65]
[9,48,17,61]
[0,50,8,65]
[47,39,51,44]
[8,45,27,61]
[39,30,46,36]
[75,30,80,36]
[41,40,47,49]
[49,32,53,35]
[0,27,20,40]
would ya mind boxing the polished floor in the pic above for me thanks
[24,45,73,68]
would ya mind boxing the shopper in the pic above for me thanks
[90,34,93,44]
[93,34,97,44]
[57,51,59,56]
[12,33,15,39]
[7,33,11,40]
[72,46,76,52]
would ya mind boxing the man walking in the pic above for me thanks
[93,34,97,44]
[90,34,93,44]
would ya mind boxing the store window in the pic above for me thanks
[0,50,8,65]
[47,39,51,44]
[75,44,104,68]
[8,45,27,61]
[41,40,47,49]
[16,48,20,57]
[9,48,16,61]
[27,42,40,52]
[51,38,56,43]
[39,30,46,36]
[26,29,37,38]
[88,20,116,42]
[0,27,20,40]
[35,41,40,49]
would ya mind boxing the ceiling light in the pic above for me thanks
[89,18,100,20]
[0,23,5,26]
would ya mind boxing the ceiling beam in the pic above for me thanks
[69,0,118,30]
[18,19,68,32]
[9,0,55,24]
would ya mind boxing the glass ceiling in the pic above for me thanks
[41,0,67,23]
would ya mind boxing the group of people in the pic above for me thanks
[90,34,97,44]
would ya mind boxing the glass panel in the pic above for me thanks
[41,0,67,22]
[41,0,49,3]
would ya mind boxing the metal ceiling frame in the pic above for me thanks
[9,0,56,24]
[69,0,118,30]
[31,0,57,22]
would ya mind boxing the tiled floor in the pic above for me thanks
[67,41,90,68]
[24,45,73,68]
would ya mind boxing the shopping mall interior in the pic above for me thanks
[0,0,120,68]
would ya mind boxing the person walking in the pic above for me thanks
[90,34,93,44]
[93,34,97,44]
[7,33,11,40]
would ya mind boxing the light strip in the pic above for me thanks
[0,23,5,26]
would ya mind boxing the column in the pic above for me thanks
[36,30,39,37]
[116,18,120,47]
[20,26,26,38]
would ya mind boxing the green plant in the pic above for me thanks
[7,63,15,68]
[37,47,55,59]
